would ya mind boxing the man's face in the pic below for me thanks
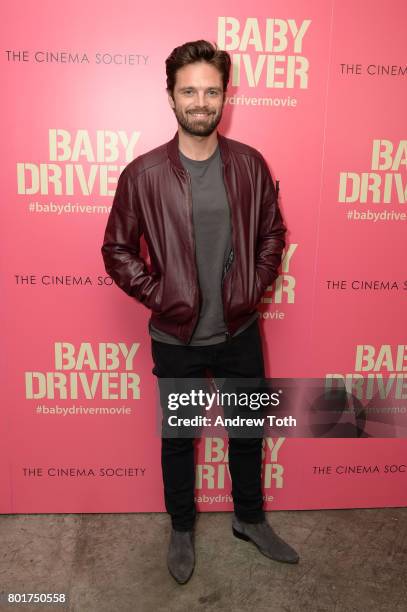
[168,61,225,137]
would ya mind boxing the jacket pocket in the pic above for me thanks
[226,266,260,320]
[252,270,264,308]
[141,276,163,313]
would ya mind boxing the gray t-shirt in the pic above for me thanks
[149,144,258,345]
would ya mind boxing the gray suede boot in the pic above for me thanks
[232,516,299,563]
[167,529,195,584]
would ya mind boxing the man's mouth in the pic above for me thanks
[188,111,212,117]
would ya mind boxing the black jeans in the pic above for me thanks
[151,319,266,531]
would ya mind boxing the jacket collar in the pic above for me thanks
[167,130,230,170]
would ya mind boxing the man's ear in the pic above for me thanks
[167,91,175,110]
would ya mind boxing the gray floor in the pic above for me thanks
[1,508,406,612]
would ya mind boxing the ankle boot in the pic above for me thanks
[167,528,195,584]
[232,516,299,563]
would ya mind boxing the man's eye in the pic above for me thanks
[184,90,193,95]
[208,90,220,96]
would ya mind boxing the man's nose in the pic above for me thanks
[195,91,206,107]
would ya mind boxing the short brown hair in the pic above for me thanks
[166,40,231,96]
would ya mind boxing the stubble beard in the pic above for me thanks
[172,102,224,137]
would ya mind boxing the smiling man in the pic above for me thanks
[101,40,299,584]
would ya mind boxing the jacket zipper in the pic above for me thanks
[221,162,235,342]
[221,248,234,342]
[185,169,202,344]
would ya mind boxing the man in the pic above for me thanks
[101,39,299,584]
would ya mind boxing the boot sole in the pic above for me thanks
[232,527,299,564]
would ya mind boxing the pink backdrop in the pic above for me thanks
[1,0,406,513]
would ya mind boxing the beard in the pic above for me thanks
[172,102,224,137]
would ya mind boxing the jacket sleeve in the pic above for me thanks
[101,167,160,310]
[255,156,287,291]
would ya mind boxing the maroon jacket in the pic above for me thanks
[101,131,286,344]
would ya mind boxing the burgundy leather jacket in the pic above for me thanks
[101,131,286,344]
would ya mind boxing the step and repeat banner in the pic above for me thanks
[1,0,406,513]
